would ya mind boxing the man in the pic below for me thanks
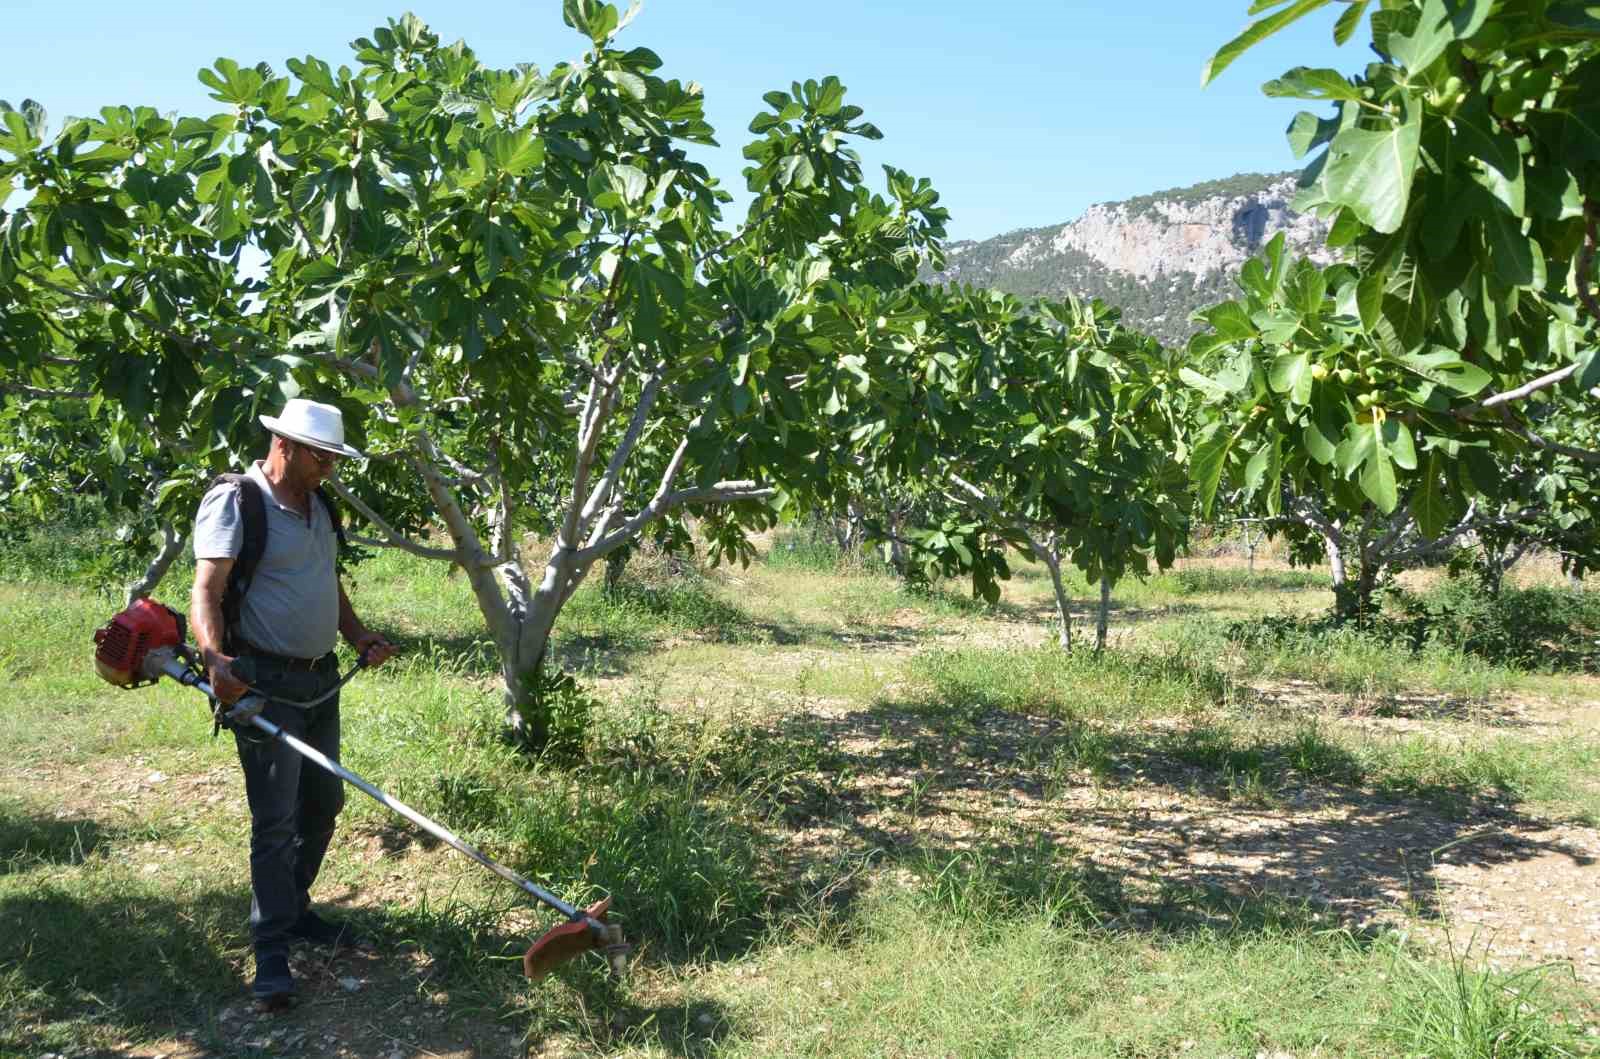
[191,397,397,1008]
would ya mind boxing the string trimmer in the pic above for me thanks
[92,597,628,981]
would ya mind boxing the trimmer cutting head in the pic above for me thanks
[523,897,629,980]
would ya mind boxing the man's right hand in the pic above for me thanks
[203,648,248,703]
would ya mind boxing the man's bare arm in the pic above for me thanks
[338,581,397,666]
[192,557,247,702]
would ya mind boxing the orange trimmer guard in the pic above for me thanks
[523,897,622,980]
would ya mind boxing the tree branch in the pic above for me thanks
[345,532,460,562]
[523,321,605,386]
[575,365,666,531]
[1282,493,1340,540]
[1510,423,1600,464]
[404,436,521,657]
[1385,500,1492,566]
[298,349,381,385]
[488,438,514,566]
[591,232,635,338]
[1454,362,1581,417]
[574,481,777,565]
[560,364,623,549]
[583,500,623,552]
[124,521,187,607]
[325,480,462,563]
[26,274,222,358]
[695,202,780,267]
[1371,503,1413,559]
[432,447,490,485]
[0,383,93,400]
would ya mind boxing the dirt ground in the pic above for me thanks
[792,691,1600,988]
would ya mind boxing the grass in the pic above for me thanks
[1171,720,1600,820]
[1,522,1596,1056]
[1157,612,1526,703]
[895,642,1238,721]
[1388,931,1594,1058]
[1154,565,1332,595]
[717,868,1593,1058]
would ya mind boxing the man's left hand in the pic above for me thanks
[353,631,398,667]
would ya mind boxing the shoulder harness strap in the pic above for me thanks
[314,485,347,551]
[210,473,266,654]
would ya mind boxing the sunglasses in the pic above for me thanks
[297,443,342,468]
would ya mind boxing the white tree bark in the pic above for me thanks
[1323,529,1346,589]
[125,522,187,607]
[1027,533,1072,649]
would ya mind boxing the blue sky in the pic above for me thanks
[2,1,1362,241]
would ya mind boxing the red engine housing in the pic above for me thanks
[93,598,185,687]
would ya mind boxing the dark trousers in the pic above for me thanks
[232,653,344,957]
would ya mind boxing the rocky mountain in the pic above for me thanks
[932,172,1334,346]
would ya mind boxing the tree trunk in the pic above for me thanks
[845,499,866,551]
[503,544,580,736]
[1482,547,1506,596]
[1345,552,1380,625]
[1030,536,1072,649]
[603,546,630,596]
[125,521,187,607]
[887,518,907,575]
[1096,576,1111,652]
[1323,530,1346,589]
[1322,528,1358,620]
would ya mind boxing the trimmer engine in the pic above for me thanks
[92,597,187,688]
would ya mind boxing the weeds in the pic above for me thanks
[905,839,1108,929]
[1385,933,1590,1058]
[763,526,852,572]
[897,643,1237,722]
[1366,734,1600,822]
[0,509,150,590]
[1386,578,1600,673]
[1156,566,1331,595]
[560,576,764,648]
[1165,613,1510,701]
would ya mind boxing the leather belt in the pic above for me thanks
[239,642,333,670]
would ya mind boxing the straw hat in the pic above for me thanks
[259,398,363,458]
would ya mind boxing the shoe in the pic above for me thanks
[251,952,295,1009]
[290,910,368,948]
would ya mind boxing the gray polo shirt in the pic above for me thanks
[193,461,340,659]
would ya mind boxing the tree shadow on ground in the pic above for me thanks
[813,622,928,650]
[0,802,624,1058]
[1005,595,1215,634]
[375,610,934,684]
[368,624,682,680]
[0,806,111,876]
[696,701,1591,933]
[516,966,736,1059]
[1086,599,1212,623]
[0,877,245,1055]
[1250,681,1541,729]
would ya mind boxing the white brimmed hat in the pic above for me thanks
[260,398,363,459]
